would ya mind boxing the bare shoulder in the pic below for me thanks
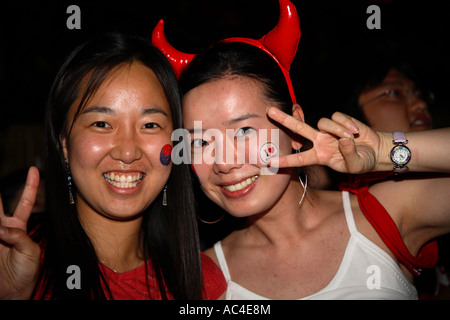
[204,246,219,265]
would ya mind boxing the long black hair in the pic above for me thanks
[32,32,202,299]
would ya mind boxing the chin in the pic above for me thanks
[101,201,150,221]
[221,200,268,219]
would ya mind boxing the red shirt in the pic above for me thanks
[98,253,226,300]
[34,252,226,300]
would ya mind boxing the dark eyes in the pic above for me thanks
[143,123,160,129]
[91,121,110,128]
[191,127,256,149]
[386,89,400,98]
[90,122,160,129]
[235,127,256,137]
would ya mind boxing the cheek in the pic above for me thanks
[255,130,291,164]
[143,137,174,168]
[159,144,173,166]
[363,104,408,129]
[69,135,110,170]
[258,142,278,164]
[191,163,211,186]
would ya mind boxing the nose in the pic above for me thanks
[408,94,429,116]
[213,160,243,175]
[212,133,244,174]
[110,128,143,164]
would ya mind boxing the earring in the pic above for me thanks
[295,148,308,206]
[298,174,308,206]
[66,162,75,205]
[162,185,168,206]
[197,211,225,224]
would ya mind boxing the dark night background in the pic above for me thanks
[0,0,449,178]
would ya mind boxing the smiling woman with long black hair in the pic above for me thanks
[0,33,226,300]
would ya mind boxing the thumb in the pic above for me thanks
[338,137,365,173]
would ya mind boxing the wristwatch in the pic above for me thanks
[390,131,411,174]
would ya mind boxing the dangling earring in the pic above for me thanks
[66,162,75,205]
[295,148,308,206]
[298,175,308,206]
[162,185,168,206]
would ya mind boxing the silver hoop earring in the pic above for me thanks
[298,174,308,206]
[295,148,308,206]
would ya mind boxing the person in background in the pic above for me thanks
[341,58,450,299]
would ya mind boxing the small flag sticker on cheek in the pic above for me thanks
[259,142,278,164]
[160,144,173,166]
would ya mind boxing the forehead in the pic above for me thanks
[89,63,166,102]
[378,68,415,88]
[183,76,267,119]
[72,63,170,116]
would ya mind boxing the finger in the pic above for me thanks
[266,107,318,142]
[330,112,360,134]
[338,138,365,173]
[0,226,40,257]
[269,154,301,168]
[13,167,40,223]
[268,149,316,168]
[317,117,355,139]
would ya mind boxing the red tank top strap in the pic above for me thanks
[340,174,438,277]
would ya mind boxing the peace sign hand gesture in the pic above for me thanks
[267,107,387,173]
[0,166,41,300]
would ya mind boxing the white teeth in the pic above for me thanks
[223,175,258,192]
[103,172,143,189]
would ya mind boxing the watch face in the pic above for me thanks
[391,145,411,165]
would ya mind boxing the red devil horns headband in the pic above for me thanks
[152,0,301,103]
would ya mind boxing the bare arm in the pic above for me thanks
[266,107,450,174]
[376,128,450,173]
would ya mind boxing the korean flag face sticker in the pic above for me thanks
[259,142,278,164]
[160,144,173,166]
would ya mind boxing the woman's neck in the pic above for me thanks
[244,178,323,249]
[77,205,145,273]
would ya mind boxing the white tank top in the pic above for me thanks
[213,191,417,300]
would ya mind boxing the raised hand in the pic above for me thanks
[0,166,41,300]
[267,107,385,173]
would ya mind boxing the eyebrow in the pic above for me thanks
[378,81,410,89]
[81,106,168,116]
[186,113,261,134]
[82,106,114,114]
[222,113,261,126]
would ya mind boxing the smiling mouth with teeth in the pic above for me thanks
[103,172,144,189]
[223,175,259,192]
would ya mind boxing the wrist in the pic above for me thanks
[375,131,396,172]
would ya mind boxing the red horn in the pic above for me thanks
[259,0,300,72]
[152,19,196,79]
